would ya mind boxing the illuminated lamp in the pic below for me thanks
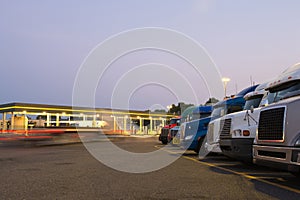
[243,130,250,136]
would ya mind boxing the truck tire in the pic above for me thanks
[291,172,300,178]
[195,136,205,154]
[162,140,168,145]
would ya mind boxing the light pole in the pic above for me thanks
[167,105,172,113]
[222,77,231,97]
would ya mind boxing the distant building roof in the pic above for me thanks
[0,102,172,118]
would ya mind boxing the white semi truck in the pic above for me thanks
[219,82,268,162]
[253,63,300,175]
[205,85,258,153]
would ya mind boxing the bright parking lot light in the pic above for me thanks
[222,77,231,97]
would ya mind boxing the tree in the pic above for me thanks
[168,102,194,115]
[152,109,167,113]
[204,97,219,105]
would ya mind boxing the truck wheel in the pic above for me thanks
[292,172,300,178]
[195,137,205,154]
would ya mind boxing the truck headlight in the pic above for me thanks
[233,129,242,136]
[185,135,193,141]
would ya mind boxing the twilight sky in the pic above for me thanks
[1,1,300,110]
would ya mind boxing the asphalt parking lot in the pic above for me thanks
[0,136,299,199]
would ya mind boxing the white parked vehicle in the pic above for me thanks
[219,82,269,162]
[205,85,258,153]
[253,63,300,175]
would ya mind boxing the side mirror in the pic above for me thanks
[250,105,254,113]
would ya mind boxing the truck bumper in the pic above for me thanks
[253,145,300,173]
[204,142,222,153]
[220,138,253,162]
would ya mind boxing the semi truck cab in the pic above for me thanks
[205,85,258,153]
[219,83,267,162]
[179,106,212,154]
[159,117,180,144]
[253,63,300,175]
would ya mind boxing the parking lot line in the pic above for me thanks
[183,155,300,195]
[154,145,300,195]
[154,144,300,194]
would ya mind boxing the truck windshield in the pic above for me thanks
[212,104,243,120]
[191,112,211,120]
[200,112,211,119]
[244,95,263,110]
[211,105,226,119]
[260,81,300,106]
[169,119,178,124]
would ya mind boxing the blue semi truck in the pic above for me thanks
[179,105,212,153]
[179,85,258,154]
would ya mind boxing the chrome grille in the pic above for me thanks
[207,123,214,143]
[180,124,185,139]
[170,129,179,137]
[161,128,169,136]
[257,107,285,141]
[219,118,232,136]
